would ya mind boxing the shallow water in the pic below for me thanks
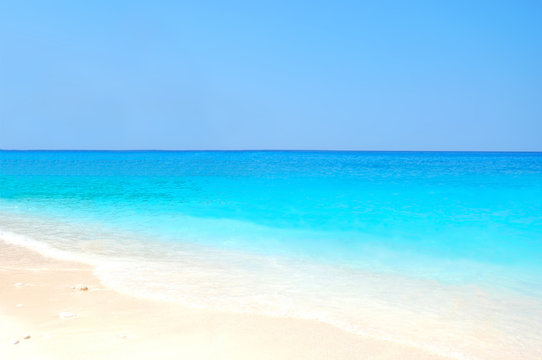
[1,151,541,359]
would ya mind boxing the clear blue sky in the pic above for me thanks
[1,1,541,150]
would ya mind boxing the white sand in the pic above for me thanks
[0,241,447,360]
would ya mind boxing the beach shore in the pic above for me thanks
[0,240,447,360]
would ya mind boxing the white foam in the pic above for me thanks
[0,229,96,265]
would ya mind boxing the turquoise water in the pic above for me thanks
[1,151,542,358]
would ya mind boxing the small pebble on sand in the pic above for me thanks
[59,311,77,319]
[14,282,32,288]
[23,334,31,340]
[73,284,89,291]
[11,339,20,345]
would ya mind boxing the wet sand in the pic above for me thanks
[0,240,445,360]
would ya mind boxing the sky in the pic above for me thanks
[0,1,541,151]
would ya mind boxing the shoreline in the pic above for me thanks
[0,240,447,360]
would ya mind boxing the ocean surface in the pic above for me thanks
[1,151,541,359]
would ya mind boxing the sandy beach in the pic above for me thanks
[0,240,448,360]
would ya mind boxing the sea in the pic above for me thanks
[1,151,541,359]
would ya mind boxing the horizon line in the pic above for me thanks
[1,149,541,153]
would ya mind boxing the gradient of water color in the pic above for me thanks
[1,151,541,359]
